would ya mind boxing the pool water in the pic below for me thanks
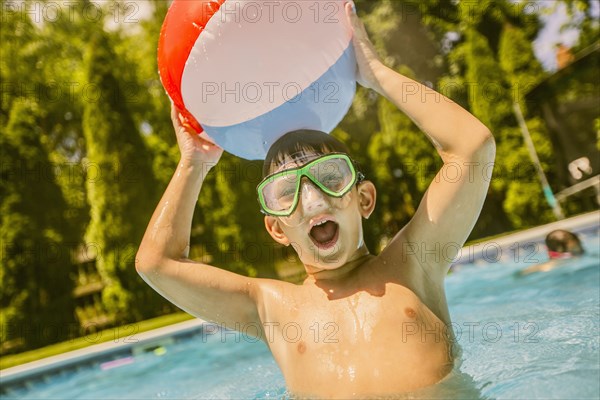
[2,230,598,399]
[2,332,286,399]
[447,232,599,400]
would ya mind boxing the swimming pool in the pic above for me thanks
[2,217,598,399]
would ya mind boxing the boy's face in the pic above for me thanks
[263,150,376,270]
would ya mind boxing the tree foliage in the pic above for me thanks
[417,0,559,232]
[81,29,166,322]
[1,99,76,348]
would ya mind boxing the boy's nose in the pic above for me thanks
[299,178,328,214]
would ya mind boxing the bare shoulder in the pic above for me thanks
[369,232,451,325]
[253,278,307,315]
[255,277,302,296]
[376,227,438,284]
[518,260,558,276]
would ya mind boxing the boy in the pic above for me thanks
[519,230,585,276]
[137,4,495,397]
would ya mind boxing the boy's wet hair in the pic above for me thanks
[545,229,584,255]
[262,130,352,177]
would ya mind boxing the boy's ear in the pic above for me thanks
[264,216,290,246]
[357,181,376,219]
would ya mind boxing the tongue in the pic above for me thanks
[310,221,338,244]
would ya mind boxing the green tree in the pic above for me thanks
[420,0,557,233]
[498,23,556,227]
[111,1,177,187]
[36,1,94,243]
[1,99,76,351]
[0,2,38,125]
[81,29,166,322]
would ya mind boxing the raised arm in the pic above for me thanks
[136,106,262,330]
[347,4,495,277]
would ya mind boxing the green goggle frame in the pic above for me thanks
[257,153,364,217]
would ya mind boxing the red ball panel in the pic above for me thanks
[157,0,226,133]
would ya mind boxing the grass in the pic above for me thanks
[0,312,194,370]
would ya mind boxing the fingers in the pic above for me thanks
[170,103,188,133]
[170,102,223,162]
[170,103,180,125]
[344,1,356,15]
[170,103,195,136]
[345,2,357,29]
[345,2,369,40]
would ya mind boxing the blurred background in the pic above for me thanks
[1,0,598,356]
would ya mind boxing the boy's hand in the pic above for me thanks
[345,2,385,92]
[171,104,223,167]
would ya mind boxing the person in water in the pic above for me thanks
[519,229,585,276]
[136,3,495,397]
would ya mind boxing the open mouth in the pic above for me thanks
[309,220,340,250]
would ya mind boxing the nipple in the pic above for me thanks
[404,307,417,319]
[297,341,306,354]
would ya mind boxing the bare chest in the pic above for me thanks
[261,284,453,395]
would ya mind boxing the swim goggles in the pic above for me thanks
[257,153,365,218]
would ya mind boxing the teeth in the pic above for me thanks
[314,220,329,227]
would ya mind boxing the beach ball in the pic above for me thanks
[158,0,357,160]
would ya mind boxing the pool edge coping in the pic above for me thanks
[454,210,599,264]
